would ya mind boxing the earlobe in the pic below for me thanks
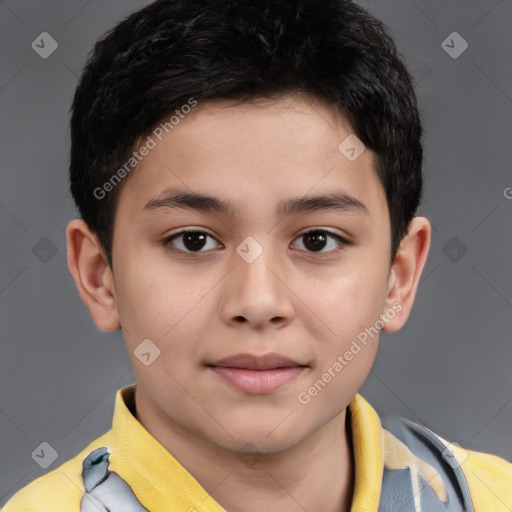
[382,216,432,333]
[66,218,121,332]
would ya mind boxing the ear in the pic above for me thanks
[381,216,431,332]
[66,218,120,332]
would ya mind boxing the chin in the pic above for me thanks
[219,421,308,454]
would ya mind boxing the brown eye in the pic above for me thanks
[165,230,219,253]
[303,231,328,251]
[181,232,207,251]
[292,230,346,254]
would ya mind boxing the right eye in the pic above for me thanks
[163,230,222,254]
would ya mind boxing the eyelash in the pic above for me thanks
[162,229,348,257]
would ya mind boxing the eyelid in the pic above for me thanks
[165,227,218,239]
[296,227,349,242]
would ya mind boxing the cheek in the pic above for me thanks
[114,252,219,357]
[295,271,385,411]
[299,262,388,344]
[114,257,210,399]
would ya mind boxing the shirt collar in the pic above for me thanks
[111,384,383,512]
[111,384,225,511]
[347,393,384,512]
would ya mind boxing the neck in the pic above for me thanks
[134,388,355,512]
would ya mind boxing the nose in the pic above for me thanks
[220,244,295,330]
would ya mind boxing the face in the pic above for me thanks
[108,94,396,453]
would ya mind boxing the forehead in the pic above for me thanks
[115,94,388,226]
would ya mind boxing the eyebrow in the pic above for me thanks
[142,187,369,218]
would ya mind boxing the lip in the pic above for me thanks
[207,353,307,394]
[210,353,304,370]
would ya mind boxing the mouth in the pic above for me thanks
[206,353,308,394]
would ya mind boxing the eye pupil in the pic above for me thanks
[304,231,327,252]
[183,232,207,251]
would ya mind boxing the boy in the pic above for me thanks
[3,0,511,510]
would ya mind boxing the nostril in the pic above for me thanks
[235,316,246,323]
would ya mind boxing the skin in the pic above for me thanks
[67,93,431,512]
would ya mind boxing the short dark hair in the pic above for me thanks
[69,0,423,269]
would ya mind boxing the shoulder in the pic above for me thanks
[2,430,112,512]
[380,414,512,512]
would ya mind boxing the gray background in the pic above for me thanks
[1,0,511,505]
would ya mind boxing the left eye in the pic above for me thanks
[291,230,346,253]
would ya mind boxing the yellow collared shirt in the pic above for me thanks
[3,385,511,511]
